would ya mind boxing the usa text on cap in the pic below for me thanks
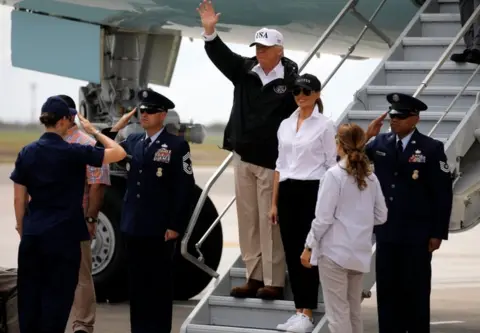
[386,93,428,116]
[137,89,175,111]
[41,96,77,117]
[249,28,284,47]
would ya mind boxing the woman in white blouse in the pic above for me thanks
[270,73,337,333]
[301,123,388,333]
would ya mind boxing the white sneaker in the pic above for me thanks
[286,314,314,333]
[276,313,301,331]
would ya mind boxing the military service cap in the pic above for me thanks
[137,88,175,113]
[386,92,428,117]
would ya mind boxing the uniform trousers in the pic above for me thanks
[233,153,286,287]
[125,234,176,333]
[459,0,480,50]
[376,241,432,333]
[17,229,81,333]
[277,179,320,309]
[71,240,96,333]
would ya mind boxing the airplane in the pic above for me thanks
[0,0,427,303]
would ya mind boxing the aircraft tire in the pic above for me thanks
[92,181,224,302]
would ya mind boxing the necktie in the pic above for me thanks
[396,140,403,158]
[143,137,151,155]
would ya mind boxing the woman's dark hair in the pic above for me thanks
[39,112,67,128]
[337,123,371,191]
[315,97,324,114]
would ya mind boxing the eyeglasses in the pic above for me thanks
[293,87,313,96]
[389,113,412,120]
[138,105,165,114]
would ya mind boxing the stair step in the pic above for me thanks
[186,324,280,333]
[228,267,324,302]
[207,296,325,330]
[364,85,478,111]
[437,0,460,13]
[420,13,461,37]
[402,37,466,61]
[383,61,480,86]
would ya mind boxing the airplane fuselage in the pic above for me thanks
[2,0,424,58]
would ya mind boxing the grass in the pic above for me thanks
[0,130,230,167]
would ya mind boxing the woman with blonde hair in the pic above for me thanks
[301,123,388,333]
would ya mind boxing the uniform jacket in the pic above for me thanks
[104,128,195,236]
[366,129,453,243]
[204,35,299,170]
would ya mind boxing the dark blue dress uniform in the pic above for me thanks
[103,89,195,333]
[365,93,453,333]
[9,97,105,333]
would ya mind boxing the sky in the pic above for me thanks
[0,6,382,126]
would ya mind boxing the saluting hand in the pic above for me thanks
[429,238,442,252]
[165,229,179,241]
[197,0,221,34]
[77,113,98,136]
[366,112,388,140]
[111,108,138,132]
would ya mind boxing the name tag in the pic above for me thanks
[375,150,386,156]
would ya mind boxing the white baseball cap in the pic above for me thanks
[249,27,284,47]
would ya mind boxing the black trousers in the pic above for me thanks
[376,241,432,333]
[17,233,81,333]
[278,179,320,309]
[125,234,176,333]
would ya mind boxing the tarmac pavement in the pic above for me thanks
[0,163,479,332]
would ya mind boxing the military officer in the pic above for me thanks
[364,92,453,333]
[100,89,195,333]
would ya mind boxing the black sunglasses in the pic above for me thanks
[389,113,412,120]
[293,87,313,96]
[138,105,165,114]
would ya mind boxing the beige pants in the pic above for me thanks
[71,240,96,333]
[233,154,286,287]
[318,255,363,333]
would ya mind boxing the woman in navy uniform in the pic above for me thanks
[10,96,126,333]
[101,89,195,333]
[364,93,453,333]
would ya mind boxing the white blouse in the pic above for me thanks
[275,106,337,182]
[305,159,388,273]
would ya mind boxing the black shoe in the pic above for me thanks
[450,49,471,62]
[466,49,480,64]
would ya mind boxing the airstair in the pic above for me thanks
[180,0,480,332]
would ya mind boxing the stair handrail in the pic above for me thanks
[181,0,393,278]
[412,5,480,102]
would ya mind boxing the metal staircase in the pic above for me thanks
[180,0,480,332]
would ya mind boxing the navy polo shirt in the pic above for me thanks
[10,132,105,241]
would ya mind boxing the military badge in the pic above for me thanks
[392,94,399,102]
[126,162,130,171]
[153,148,171,163]
[183,152,193,175]
[412,170,419,180]
[440,161,450,173]
[409,150,426,163]
[142,91,148,98]
[156,167,163,177]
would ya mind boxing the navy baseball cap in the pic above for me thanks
[386,93,428,117]
[293,74,322,92]
[41,96,77,117]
